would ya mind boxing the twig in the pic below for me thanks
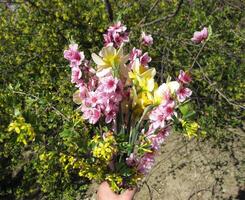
[185,48,245,110]
[144,181,153,200]
[138,0,160,26]
[187,186,212,200]
[142,0,184,27]
[196,61,245,110]
[189,41,207,71]
[159,47,166,83]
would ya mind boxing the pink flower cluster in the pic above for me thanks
[137,153,155,174]
[191,27,208,44]
[141,32,153,46]
[64,44,88,90]
[124,92,175,174]
[64,43,125,125]
[103,21,129,47]
[64,44,85,67]
[126,153,155,174]
[147,129,170,151]
[132,70,192,173]
[149,101,175,130]
[129,47,152,68]
[80,75,124,124]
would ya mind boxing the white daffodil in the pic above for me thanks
[91,44,128,78]
[154,81,180,105]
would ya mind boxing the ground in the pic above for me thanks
[86,126,245,200]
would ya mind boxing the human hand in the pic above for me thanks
[97,182,136,200]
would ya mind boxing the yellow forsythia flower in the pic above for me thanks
[91,133,117,162]
[181,120,200,138]
[8,116,35,145]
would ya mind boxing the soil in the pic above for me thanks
[86,127,245,200]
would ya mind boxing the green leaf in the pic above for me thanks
[179,102,193,116]
[207,25,212,41]
[59,128,72,138]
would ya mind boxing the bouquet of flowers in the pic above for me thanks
[63,22,207,192]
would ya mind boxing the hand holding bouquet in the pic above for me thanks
[64,22,206,192]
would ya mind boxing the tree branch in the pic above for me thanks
[196,61,245,110]
[138,0,161,26]
[184,47,245,110]
[142,0,184,27]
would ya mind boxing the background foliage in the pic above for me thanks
[0,0,244,199]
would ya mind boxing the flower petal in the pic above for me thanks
[92,53,106,66]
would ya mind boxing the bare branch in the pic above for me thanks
[189,41,207,71]
[138,0,160,26]
[142,0,184,27]
[185,47,245,110]
[196,61,245,110]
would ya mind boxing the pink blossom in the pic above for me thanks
[79,86,88,99]
[137,153,155,174]
[71,67,82,84]
[105,111,116,123]
[82,107,101,124]
[103,21,129,47]
[140,52,152,66]
[86,91,99,108]
[163,101,175,120]
[104,101,117,114]
[129,48,142,61]
[99,76,119,93]
[178,70,191,84]
[126,153,137,166]
[177,87,192,102]
[191,27,208,44]
[87,75,98,91]
[103,32,113,47]
[149,107,166,130]
[149,100,175,130]
[108,21,127,33]
[147,129,170,150]
[141,32,153,46]
[64,44,84,67]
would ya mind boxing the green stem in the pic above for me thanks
[128,105,153,155]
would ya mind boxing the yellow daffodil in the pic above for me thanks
[132,86,154,112]
[129,59,157,111]
[91,45,128,78]
[128,59,156,92]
